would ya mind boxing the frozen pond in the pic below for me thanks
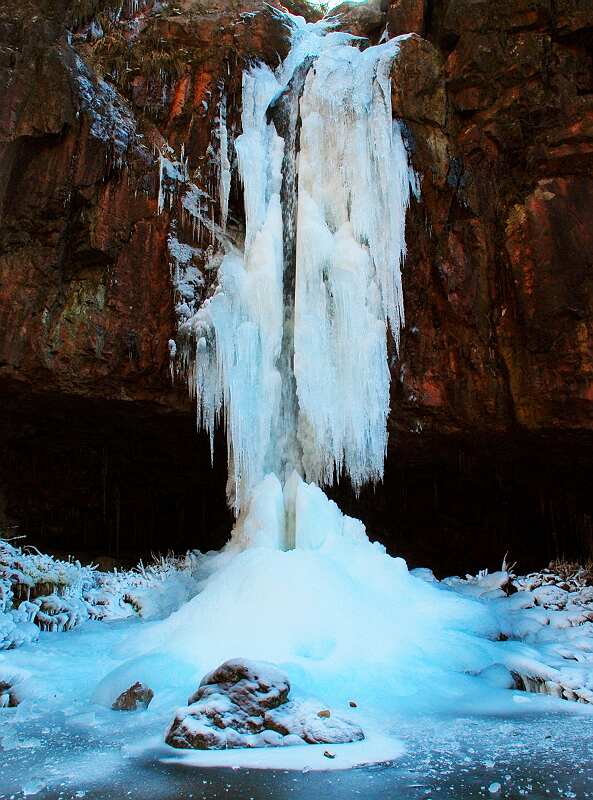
[1,619,592,800]
[1,709,592,799]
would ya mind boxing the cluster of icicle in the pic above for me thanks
[182,15,416,515]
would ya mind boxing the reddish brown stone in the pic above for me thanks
[112,681,154,711]
[332,0,386,39]
[1,0,593,569]
[388,0,424,36]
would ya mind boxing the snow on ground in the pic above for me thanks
[1,581,593,797]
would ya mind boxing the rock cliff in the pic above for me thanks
[1,0,592,573]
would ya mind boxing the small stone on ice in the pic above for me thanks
[112,682,154,711]
[349,701,357,707]
[323,750,336,759]
[318,709,330,718]
[488,782,502,795]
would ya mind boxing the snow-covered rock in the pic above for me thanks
[165,658,364,750]
[446,563,593,705]
[0,677,20,707]
[0,665,30,708]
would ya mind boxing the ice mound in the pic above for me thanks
[122,475,502,719]
[165,658,364,750]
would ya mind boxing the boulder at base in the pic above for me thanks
[165,658,364,750]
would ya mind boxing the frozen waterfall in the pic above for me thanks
[121,16,550,765]
[185,15,414,532]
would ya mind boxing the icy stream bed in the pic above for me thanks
[1,615,593,800]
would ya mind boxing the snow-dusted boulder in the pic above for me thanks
[165,658,364,750]
[0,678,20,708]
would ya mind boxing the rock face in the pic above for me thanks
[165,658,364,749]
[1,0,593,571]
[112,681,154,710]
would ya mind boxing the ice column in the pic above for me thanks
[186,17,414,542]
[188,65,285,514]
[295,40,412,491]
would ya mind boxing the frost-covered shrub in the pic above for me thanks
[0,538,200,650]
[441,561,593,705]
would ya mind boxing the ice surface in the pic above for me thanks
[3,544,593,789]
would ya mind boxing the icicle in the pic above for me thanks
[184,17,415,516]
[294,37,413,492]
[219,94,231,232]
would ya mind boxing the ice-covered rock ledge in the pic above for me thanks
[165,658,364,750]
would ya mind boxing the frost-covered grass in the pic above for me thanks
[0,537,201,651]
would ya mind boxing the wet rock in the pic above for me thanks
[165,658,364,750]
[331,0,386,39]
[112,681,154,711]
